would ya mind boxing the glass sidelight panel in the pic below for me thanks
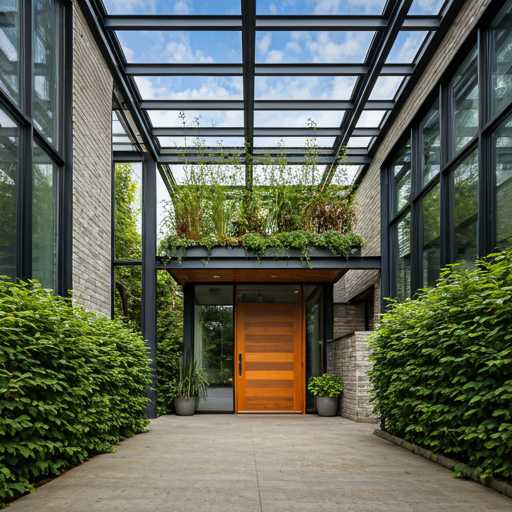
[32,142,58,290]
[392,140,411,216]
[392,213,411,302]
[453,149,479,270]
[0,109,18,280]
[305,285,323,413]
[421,183,441,288]
[421,100,440,186]
[194,285,234,412]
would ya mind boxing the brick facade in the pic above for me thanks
[327,332,379,422]
[71,2,113,316]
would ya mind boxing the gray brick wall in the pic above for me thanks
[327,332,379,422]
[72,2,113,316]
[333,303,366,339]
[339,0,491,316]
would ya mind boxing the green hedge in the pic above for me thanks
[369,249,512,479]
[0,279,151,502]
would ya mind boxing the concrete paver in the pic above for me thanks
[8,415,512,511]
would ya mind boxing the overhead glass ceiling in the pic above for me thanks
[100,0,457,187]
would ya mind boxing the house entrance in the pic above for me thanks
[235,285,305,413]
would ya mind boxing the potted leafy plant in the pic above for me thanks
[307,374,343,417]
[174,357,209,416]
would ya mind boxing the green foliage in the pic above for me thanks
[307,374,343,397]
[0,279,151,503]
[369,248,512,479]
[176,357,209,400]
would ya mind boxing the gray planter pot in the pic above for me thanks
[316,396,339,417]
[174,397,196,416]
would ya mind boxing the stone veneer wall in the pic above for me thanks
[327,332,378,422]
[334,0,492,318]
[71,2,113,316]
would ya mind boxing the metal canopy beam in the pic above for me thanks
[139,99,395,110]
[320,0,415,190]
[156,154,370,165]
[242,0,256,188]
[104,15,440,32]
[153,127,380,137]
[124,63,414,76]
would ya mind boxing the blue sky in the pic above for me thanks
[108,0,444,158]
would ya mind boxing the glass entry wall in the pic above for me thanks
[305,285,324,413]
[194,285,234,412]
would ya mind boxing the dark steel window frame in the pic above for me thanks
[0,0,71,296]
[382,0,512,305]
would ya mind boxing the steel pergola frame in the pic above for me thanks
[79,0,464,187]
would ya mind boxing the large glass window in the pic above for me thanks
[0,109,18,280]
[32,142,58,289]
[452,46,478,154]
[392,140,411,216]
[392,213,411,302]
[33,0,61,149]
[0,0,20,105]
[453,149,479,270]
[491,1,512,117]
[421,100,440,185]
[194,285,234,412]
[493,116,512,250]
[421,184,441,288]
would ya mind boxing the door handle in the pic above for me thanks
[239,354,242,376]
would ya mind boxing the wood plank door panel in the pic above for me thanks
[236,302,303,413]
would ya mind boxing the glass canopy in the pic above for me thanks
[101,0,457,187]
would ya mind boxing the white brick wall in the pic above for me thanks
[71,1,113,316]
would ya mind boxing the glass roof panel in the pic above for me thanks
[331,165,363,186]
[117,31,242,64]
[256,0,387,15]
[346,137,372,148]
[254,165,323,186]
[256,31,374,64]
[255,76,356,100]
[254,111,344,128]
[369,76,404,99]
[103,0,241,15]
[148,110,244,128]
[170,164,246,186]
[134,76,244,100]
[158,136,245,148]
[409,0,445,15]
[113,112,127,135]
[355,110,386,128]
[386,32,427,64]
[254,137,336,148]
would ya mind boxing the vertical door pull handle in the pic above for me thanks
[239,354,242,376]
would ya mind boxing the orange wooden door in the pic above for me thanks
[236,302,304,413]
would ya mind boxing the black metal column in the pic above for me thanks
[380,166,390,312]
[323,282,334,374]
[182,283,195,364]
[142,153,157,419]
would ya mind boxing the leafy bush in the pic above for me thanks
[308,374,343,397]
[0,279,151,502]
[369,249,512,479]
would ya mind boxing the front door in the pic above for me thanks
[235,298,304,413]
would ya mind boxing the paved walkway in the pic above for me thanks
[9,415,512,512]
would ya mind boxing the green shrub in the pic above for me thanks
[369,249,512,479]
[308,374,343,397]
[0,279,151,503]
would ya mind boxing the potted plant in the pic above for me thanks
[174,357,209,416]
[307,374,343,417]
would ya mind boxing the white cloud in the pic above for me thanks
[174,1,189,14]
[395,33,425,63]
[285,41,301,54]
[305,32,370,63]
[122,45,135,62]
[164,34,214,63]
[103,0,156,14]
[369,76,403,99]
[355,111,386,128]
[258,33,272,55]
[314,0,384,15]
[266,50,284,63]
[269,3,278,14]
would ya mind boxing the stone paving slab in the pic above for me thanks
[8,415,512,512]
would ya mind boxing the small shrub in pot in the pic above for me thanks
[308,374,343,417]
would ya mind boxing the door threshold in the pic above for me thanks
[237,411,303,414]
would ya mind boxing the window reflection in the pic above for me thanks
[32,142,58,290]
[0,0,19,105]
[0,109,18,280]
[493,116,512,250]
[421,184,441,288]
[392,213,411,302]
[392,140,411,216]
[451,46,478,154]
[453,150,479,270]
[421,101,440,185]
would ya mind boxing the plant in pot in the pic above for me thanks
[307,374,343,417]
[174,357,209,416]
